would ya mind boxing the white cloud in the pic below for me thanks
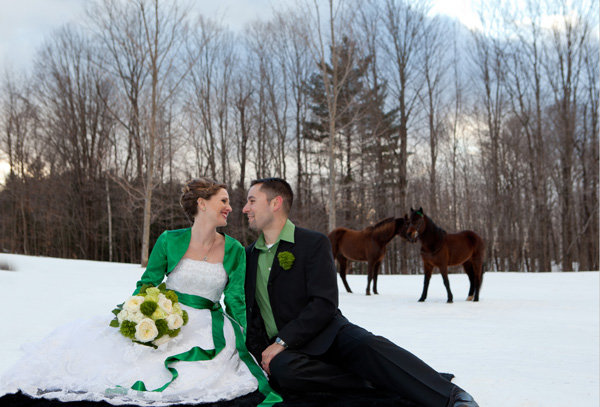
[0,0,86,71]
[191,0,295,30]
[430,0,483,31]
[0,0,297,71]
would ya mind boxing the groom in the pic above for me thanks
[242,177,478,407]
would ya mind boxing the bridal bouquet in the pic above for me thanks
[109,283,189,348]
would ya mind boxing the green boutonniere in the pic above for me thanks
[277,251,295,270]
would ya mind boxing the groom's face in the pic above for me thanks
[242,184,274,231]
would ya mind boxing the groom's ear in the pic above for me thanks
[270,196,284,212]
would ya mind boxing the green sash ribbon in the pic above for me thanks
[127,291,282,406]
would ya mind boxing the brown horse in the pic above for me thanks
[406,207,485,303]
[328,216,409,295]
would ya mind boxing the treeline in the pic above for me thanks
[0,0,598,272]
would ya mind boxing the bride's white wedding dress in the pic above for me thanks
[0,259,259,406]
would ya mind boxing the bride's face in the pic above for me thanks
[197,188,232,227]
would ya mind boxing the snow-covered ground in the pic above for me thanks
[0,253,598,407]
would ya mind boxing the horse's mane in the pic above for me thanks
[368,217,397,243]
[371,217,395,230]
[424,214,447,240]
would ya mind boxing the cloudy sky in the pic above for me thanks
[0,0,479,72]
[0,0,480,182]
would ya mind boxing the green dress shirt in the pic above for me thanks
[254,219,295,338]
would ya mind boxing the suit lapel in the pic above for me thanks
[246,244,259,308]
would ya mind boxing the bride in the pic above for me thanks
[0,178,281,406]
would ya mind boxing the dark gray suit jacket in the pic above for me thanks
[245,226,349,359]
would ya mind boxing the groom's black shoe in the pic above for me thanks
[448,386,479,407]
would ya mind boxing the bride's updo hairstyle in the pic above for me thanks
[180,177,227,222]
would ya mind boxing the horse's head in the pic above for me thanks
[407,207,426,242]
[395,215,411,241]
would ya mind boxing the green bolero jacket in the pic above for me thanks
[132,228,247,331]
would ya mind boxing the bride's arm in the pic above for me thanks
[223,241,248,332]
[132,231,168,295]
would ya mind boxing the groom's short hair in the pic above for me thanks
[251,177,293,214]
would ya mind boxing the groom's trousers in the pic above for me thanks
[269,324,456,407]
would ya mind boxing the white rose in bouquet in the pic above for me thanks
[129,311,145,324]
[117,310,129,323]
[152,335,173,347]
[158,294,173,313]
[166,313,184,330]
[124,296,145,312]
[135,318,158,342]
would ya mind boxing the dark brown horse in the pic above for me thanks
[406,207,485,303]
[328,217,409,295]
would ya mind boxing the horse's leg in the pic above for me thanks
[373,261,382,295]
[463,261,475,301]
[366,262,373,296]
[473,258,484,302]
[338,256,353,293]
[441,265,453,303]
[418,262,433,302]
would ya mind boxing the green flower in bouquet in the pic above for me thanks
[119,320,137,339]
[165,291,178,303]
[155,319,169,337]
[140,301,158,317]
[151,307,167,320]
[145,287,161,302]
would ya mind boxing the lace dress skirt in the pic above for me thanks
[0,260,259,406]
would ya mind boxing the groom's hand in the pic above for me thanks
[261,343,285,375]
